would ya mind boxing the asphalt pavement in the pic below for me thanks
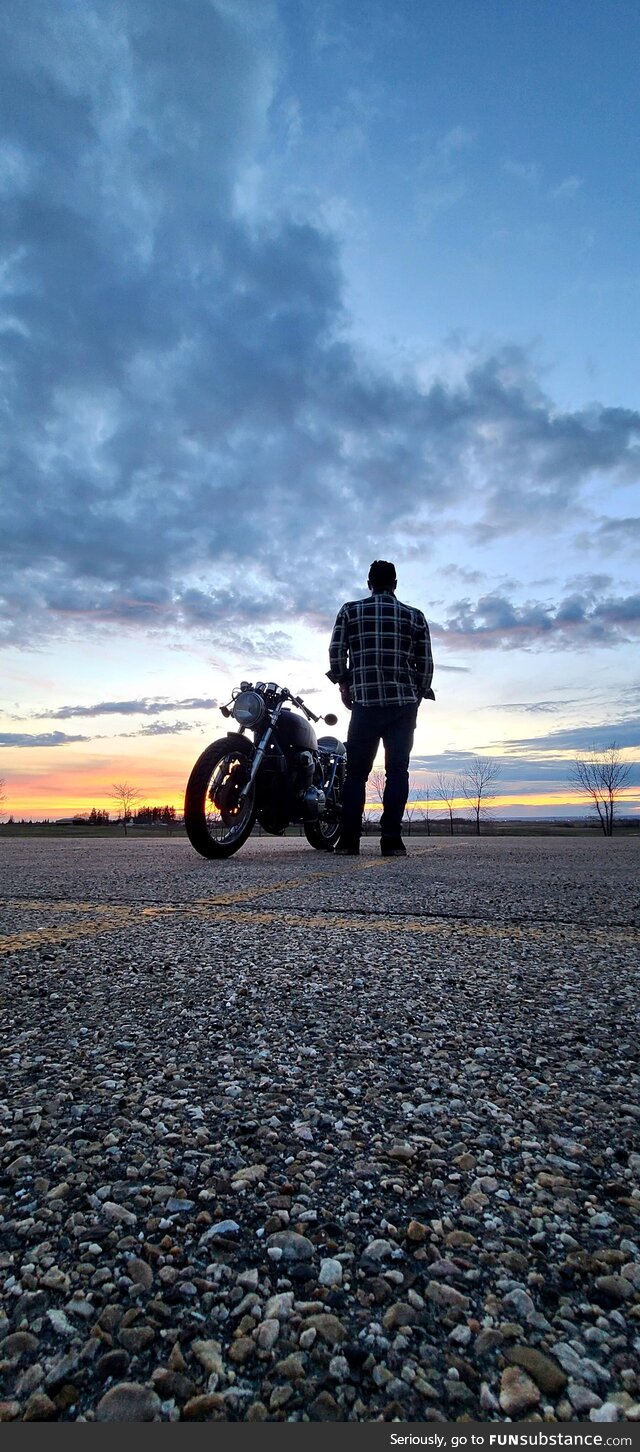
[0,835,639,1423]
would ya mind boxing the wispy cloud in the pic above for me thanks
[577,517,640,554]
[502,159,540,185]
[551,175,583,199]
[0,731,91,749]
[499,718,640,755]
[122,720,198,737]
[34,697,217,720]
[489,699,577,715]
[439,564,487,586]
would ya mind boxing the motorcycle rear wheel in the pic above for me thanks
[184,737,256,859]
[304,817,342,851]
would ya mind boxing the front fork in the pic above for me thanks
[237,703,284,802]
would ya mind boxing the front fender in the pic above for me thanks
[223,731,254,752]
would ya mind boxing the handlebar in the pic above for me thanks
[222,683,337,727]
[287,689,319,723]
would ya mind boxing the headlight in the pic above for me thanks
[232,690,266,728]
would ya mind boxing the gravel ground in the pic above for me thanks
[1,835,639,1424]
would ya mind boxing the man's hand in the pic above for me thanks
[339,683,353,710]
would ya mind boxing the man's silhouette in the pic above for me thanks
[327,560,434,856]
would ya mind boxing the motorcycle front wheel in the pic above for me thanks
[184,737,257,859]
[304,816,342,851]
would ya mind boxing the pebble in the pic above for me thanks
[127,1258,153,1290]
[590,1403,622,1422]
[256,1319,279,1351]
[505,1347,568,1396]
[182,1394,226,1421]
[199,1220,241,1243]
[96,1383,161,1421]
[502,1288,536,1320]
[299,1313,346,1345]
[2,836,638,1424]
[499,1366,542,1416]
[319,1257,343,1287]
[568,1383,603,1414]
[265,1231,314,1261]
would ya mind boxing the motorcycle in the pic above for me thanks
[184,680,347,859]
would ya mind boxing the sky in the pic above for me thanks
[1,0,639,821]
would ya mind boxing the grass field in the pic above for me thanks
[1,819,638,838]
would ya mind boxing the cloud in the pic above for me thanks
[35,697,218,720]
[502,159,540,185]
[0,1,638,656]
[414,126,475,227]
[489,700,577,715]
[577,516,640,554]
[435,588,640,651]
[411,740,639,783]
[0,731,91,748]
[499,718,640,755]
[410,750,578,785]
[122,720,197,737]
[551,175,583,199]
[0,718,201,748]
[439,564,486,585]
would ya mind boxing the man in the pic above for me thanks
[327,560,434,857]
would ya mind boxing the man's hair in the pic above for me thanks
[368,559,397,592]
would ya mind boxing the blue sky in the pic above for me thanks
[0,0,638,818]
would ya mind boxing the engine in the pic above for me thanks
[293,749,326,820]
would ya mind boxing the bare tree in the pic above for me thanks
[462,756,501,835]
[364,768,386,830]
[569,743,632,837]
[369,768,386,806]
[110,782,142,836]
[435,771,460,836]
[412,780,432,835]
[421,783,432,836]
[403,778,422,836]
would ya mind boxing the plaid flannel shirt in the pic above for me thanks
[327,590,435,707]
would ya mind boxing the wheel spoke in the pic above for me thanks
[205,753,254,844]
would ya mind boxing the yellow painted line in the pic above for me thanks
[194,857,387,907]
[0,913,138,954]
[1,850,636,957]
[194,905,640,946]
[4,858,389,920]
[1,867,392,956]
[0,902,178,955]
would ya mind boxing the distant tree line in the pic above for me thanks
[366,742,634,836]
[68,805,177,826]
[134,805,177,826]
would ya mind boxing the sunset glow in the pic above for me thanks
[1,1,638,824]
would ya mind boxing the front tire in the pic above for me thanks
[184,737,256,859]
[304,817,342,851]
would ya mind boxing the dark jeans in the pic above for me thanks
[340,701,418,843]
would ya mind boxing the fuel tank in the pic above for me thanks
[273,707,317,753]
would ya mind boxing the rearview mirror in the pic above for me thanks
[324,713,338,725]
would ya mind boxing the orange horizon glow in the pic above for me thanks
[3,781,639,820]
[2,739,640,819]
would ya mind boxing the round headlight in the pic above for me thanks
[232,690,266,728]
